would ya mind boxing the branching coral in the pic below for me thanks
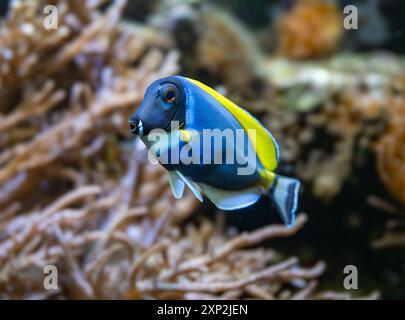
[367,196,405,249]
[276,0,343,59]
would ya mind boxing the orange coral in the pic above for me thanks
[277,0,343,59]
[376,95,405,207]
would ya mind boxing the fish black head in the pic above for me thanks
[129,76,186,136]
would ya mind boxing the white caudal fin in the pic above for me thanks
[269,175,300,227]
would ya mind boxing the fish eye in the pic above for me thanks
[163,86,178,104]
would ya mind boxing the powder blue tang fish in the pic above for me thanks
[129,76,300,226]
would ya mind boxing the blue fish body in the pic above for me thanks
[129,76,300,226]
[174,76,263,190]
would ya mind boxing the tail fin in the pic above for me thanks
[269,175,300,227]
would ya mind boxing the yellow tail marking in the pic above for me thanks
[258,169,276,190]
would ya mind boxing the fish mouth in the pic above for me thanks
[129,110,184,136]
[128,119,143,136]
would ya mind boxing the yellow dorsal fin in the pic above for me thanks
[187,78,279,172]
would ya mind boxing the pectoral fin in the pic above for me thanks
[199,183,262,211]
[176,171,204,202]
[179,129,193,143]
[168,171,185,199]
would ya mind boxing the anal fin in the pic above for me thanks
[199,183,262,211]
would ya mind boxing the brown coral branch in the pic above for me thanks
[277,261,326,280]
[159,214,308,280]
[291,280,318,300]
[136,257,298,293]
[53,225,94,299]
[130,242,168,284]
[0,81,65,132]
[42,185,102,217]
